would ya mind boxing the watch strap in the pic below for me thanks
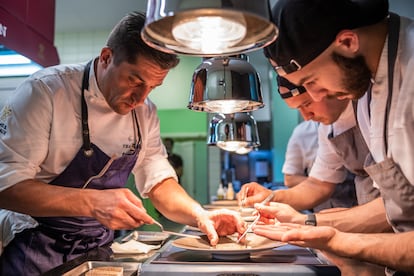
[305,213,317,226]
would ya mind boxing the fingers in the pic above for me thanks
[236,183,267,207]
[198,209,247,246]
[197,215,219,246]
[254,202,276,218]
[100,189,153,229]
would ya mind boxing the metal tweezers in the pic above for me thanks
[236,191,274,243]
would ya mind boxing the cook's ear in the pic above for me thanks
[335,30,360,56]
[99,47,113,68]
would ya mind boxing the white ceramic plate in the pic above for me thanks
[172,233,285,256]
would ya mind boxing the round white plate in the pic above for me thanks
[172,234,285,257]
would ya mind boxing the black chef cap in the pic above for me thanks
[277,75,307,99]
[264,0,389,75]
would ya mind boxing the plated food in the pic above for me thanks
[172,233,285,256]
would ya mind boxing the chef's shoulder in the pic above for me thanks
[22,63,86,96]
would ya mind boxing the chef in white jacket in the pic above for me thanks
[0,11,245,275]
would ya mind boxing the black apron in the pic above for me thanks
[0,60,141,275]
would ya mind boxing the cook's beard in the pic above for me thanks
[332,52,372,100]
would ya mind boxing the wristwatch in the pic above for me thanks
[305,213,317,226]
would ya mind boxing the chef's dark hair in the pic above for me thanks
[106,11,179,70]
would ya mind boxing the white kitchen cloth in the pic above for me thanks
[111,239,160,254]
[0,209,38,256]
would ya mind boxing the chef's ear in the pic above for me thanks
[100,47,113,67]
[335,30,360,56]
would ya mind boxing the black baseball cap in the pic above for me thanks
[264,0,389,76]
[277,75,306,99]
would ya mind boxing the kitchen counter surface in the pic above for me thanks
[44,216,340,276]
[43,217,184,275]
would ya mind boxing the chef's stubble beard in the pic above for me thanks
[332,52,373,100]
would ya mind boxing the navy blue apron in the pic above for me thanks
[0,60,141,275]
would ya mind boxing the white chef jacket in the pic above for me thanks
[309,101,356,183]
[282,120,319,176]
[0,60,177,250]
[357,16,414,188]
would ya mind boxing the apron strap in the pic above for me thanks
[81,60,94,157]
[383,12,400,154]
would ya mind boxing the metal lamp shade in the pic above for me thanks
[188,56,264,114]
[208,112,260,154]
[142,0,278,56]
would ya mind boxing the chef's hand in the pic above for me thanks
[254,202,305,225]
[237,182,273,207]
[91,188,154,229]
[196,209,247,246]
[253,223,337,249]
[253,223,385,276]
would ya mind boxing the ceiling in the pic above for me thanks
[55,0,414,34]
[55,0,149,33]
[54,0,283,33]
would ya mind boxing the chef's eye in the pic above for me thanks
[128,76,142,87]
[304,80,316,89]
[299,101,312,109]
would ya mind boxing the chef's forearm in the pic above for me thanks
[333,231,414,272]
[275,177,336,210]
[284,174,308,188]
[149,178,203,227]
[0,179,94,216]
[317,197,392,233]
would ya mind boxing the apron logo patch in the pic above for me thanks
[122,143,136,155]
[0,105,12,135]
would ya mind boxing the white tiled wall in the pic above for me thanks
[55,31,108,64]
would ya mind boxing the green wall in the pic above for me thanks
[158,109,207,138]
[268,70,299,184]
[151,56,300,186]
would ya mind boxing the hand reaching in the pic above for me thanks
[237,182,273,207]
[254,202,306,224]
[90,188,154,230]
[196,208,247,246]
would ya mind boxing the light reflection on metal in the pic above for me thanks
[142,0,278,56]
[188,55,264,114]
[208,112,260,154]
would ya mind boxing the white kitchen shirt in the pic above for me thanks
[282,120,319,177]
[0,60,177,249]
[309,101,357,183]
[357,16,414,189]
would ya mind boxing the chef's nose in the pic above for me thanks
[299,108,314,121]
[132,86,152,104]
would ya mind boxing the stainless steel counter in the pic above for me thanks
[45,217,340,276]
[139,240,339,276]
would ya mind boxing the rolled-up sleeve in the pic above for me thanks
[132,100,177,197]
